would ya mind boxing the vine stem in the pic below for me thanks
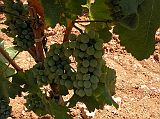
[28,47,39,63]
[0,46,22,71]
[63,19,74,42]
[74,19,112,23]
[30,7,45,62]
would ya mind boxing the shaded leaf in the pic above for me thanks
[8,83,23,98]
[40,0,66,27]
[93,83,118,109]
[119,0,138,15]
[0,60,15,77]
[65,0,86,19]
[48,99,72,119]
[0,75,9,98]
[114,0,160,60]
[12,72,26,85]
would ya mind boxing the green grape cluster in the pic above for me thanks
[25,93,45,113]
[0,98,11,119]
[2,0,34,51]
[32,62,48,86]
[67,30,104,97]
[44,43,74,89]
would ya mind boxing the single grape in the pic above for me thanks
[50,66,57,72]
[80,43,88,51]
[82,59,90,67]
[63,42,69,49]
[77,80,84,87]
[90,59,98,67]
[88,30,97,39]
[84,80,91,88]
[86,46,95,56]
[68,34,77,41]
[61,74,68,79]
[48,59,55,66]
[54,48,60,54]
[60,79,65,85]
[94,42,102,50]
[94,51,102,58]
[80,67,88,74]
[78,89,85,97]
[52,54,59,61]
[78,34,89,43]
[78,51,85,58]
[73,49,80,57]
[88,67,95,72]
[73,81,78,88]
[64,49,72,57]
[65,80,73,89]
[84,88,93,96]
[69,41,77,49]
[91,83,98,90]
[83,73,90,80]
[76,73,83,80]
[56,68,64,75]
[90,75,99,84]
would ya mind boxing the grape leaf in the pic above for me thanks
[58,85,69,96]
[12,72,26,85]
[0,60,15,77]
[0,75,9,98]
[8,83,23,98]
[5,47,18,59]
[89,0,112,20]
[114,0,160,60]
[119,13,139,30]
[40,0,86,27]
[39,0,66,27]
[86,23,112,42]
[119,0,138,15]
[48,99,72,119]
[65,0,86,19]
[98,27,112,42]
[105,67,116,96]
[93,83,118,109]
[68,94,99,112]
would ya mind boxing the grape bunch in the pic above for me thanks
[66,30,104,97]
[44,43,74,90]
[0,98,11,119]
[25,93,45,114]
[2,0,34,51]
[32,62,48,86]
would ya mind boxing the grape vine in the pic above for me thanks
[0,0,159,118]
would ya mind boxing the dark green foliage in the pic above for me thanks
[24,93,47,116]
[0,98,11,119]
[114,0,160,60]
[40,0,86,27]
[107,0,140,30]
